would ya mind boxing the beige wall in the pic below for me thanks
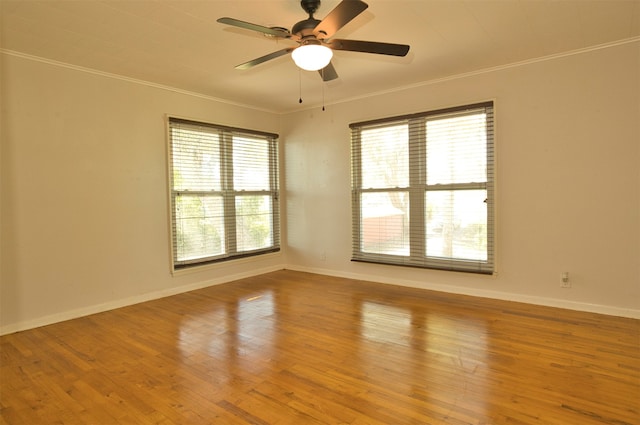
[0,54,284,334]
[2,40,639,333]
[283,41,640,316]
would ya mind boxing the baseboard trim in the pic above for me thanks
[0,264,283,336]
[284,265,640,319]
[3,263,637,335]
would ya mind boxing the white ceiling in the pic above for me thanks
[1,0,639,113]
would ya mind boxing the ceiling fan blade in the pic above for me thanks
[235,48,294,70]
[327,39,410,57]
[218,17,292,38]
[313,0,368,39]
[318,62,339,81]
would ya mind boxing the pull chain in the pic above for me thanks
[297,68,328,110]
[321,68,325,111]
[298,68,303,104]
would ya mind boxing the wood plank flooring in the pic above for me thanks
[1,270,639,424]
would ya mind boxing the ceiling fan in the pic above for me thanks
[217,0,410,81]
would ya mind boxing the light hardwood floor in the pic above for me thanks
[1,270,639,424]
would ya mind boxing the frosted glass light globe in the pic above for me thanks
[292,44,333,71]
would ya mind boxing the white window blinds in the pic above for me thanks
[351,102,494,274]
[168,117,280,270]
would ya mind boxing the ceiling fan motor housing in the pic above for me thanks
[292,18,322,38]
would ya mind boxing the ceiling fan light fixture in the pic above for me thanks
[292,43,333,71]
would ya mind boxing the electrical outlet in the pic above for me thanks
[561,272,571,288]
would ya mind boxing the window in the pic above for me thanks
[168,117,280,270]
[350,102,494,274]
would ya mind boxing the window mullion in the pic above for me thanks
[221,132,237,255]
[408,119,425,260]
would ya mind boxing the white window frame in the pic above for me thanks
[167,117,280,271]
[350,102,495,274]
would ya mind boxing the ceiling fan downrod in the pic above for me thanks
[300,0,321,17]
